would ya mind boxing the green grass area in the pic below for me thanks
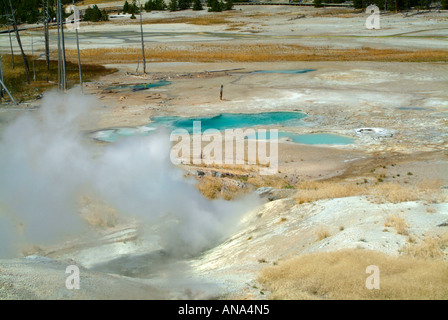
[0,54,116,103]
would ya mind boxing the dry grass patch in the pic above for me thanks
[195,175,244,200]
[315,226,331,241]
[426,207,436,214]
[143,15,233,25]
[384,214,409,235]
[225,22,247,31]
[65,45,448,64]
[404,233,448,260]
[193,173,291,200]
[79,0,118,5]
[372,183,420,203]
[257,249,448,300]
[309,8,362,17]
[294,180,366,204]
[371,180,446,204]
[79,195,119,228]
[292,179,445,205]
[246,175,290,190]
[0,54,115,102]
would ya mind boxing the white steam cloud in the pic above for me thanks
[0,91,261,259]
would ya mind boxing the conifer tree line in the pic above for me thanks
[122,0,234,13]
[0,0,83,25]
[352,0,442,10]
[83,5,109,21]
[313,0,445,9]
[2,0,444,26]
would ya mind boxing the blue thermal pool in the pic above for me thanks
[150,111,307,133]
[91,111,306,143]
[90,112,357,146]
[247,132,355,145]
[105,80,171,92]
[397,107,428,111]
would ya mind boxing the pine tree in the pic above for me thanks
[353,0,363,8]
[442,0,448,9]
[193,0,203,10]
[168,0,178,11]
[144,0,153,11]
[223,0,233,10]
[84,5,103,22]
[147,0,167,10]
[123,0,130,13]
[208,0,222,12]
[101,9,109,21]
[313,0,323,7]
[131,0,139,14]
[156,0,167,10]
[178,0,192,9]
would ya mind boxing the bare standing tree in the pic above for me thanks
[0,56,3,97]
[7,0,31,84]
[44,0,50,72]
[73,0,83,93]
[6,22,14,70]
[31,34,36,81]
[139,0,146,74]
[59,0,67,91]
[57,0,62,90]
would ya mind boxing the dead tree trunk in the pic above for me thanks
[0,57,4,98]
[7,23,15,70]
[57,0,63,91]
[59,0,67,91]
[8,0,31,84]
[44,0,50,72]
[139,1,146,74]
[73,0,83,93]
[31,35,36,81]
[0,78,16,104]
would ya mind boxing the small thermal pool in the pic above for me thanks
[105,80,171,92]
[397,107,427,111]
[91,126,156,143]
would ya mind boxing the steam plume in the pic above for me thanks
[0,91,260,259]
